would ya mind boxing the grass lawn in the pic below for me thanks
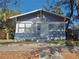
[0,39,79,46]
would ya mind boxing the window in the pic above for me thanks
[16,23,32,33]
[59,23,64,31]
[48,22,65,31]
[19,29,25,33]
[48,24,55,30]
[18,24,25,33]
[19,24,25,27]
[25,24,32,32]
[26,24,31,28]
[48,23,59,31]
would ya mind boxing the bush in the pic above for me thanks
[65,40,74,46]
[48,40,65,45]
[74,41,79,46]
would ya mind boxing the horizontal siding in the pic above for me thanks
[15,31,66,40]
[15,33,32,40]
[15,33,47,40]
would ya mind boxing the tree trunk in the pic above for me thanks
[76,0,79,16]
[66,0,74,40]
[3,12,9,40]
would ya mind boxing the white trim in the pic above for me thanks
[9,9,42,19]
[9,9,70,20]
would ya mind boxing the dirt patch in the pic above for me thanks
[61,51,79,59]
[0,51,39,59]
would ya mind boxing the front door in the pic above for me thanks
[36,23,41,38]
[36,23,48,39]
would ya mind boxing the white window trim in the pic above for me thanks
[16,23,32,33]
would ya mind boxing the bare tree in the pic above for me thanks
[44,0,79,40]
[76,0,79,16]
[0,0,21,40]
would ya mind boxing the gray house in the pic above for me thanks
[9,9,69,40]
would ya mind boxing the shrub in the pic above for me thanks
[74,41,79,46]
[65,40,74,46]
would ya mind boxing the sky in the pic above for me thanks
[16,0,46,13]
[9,0,79,25]
[13,0,77,16]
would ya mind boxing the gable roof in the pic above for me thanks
[9,9,70,20]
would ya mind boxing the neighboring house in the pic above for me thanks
[9,9,69,40]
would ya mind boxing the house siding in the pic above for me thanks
[14,10,66,40]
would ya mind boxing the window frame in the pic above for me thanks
[16,23,32,33]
